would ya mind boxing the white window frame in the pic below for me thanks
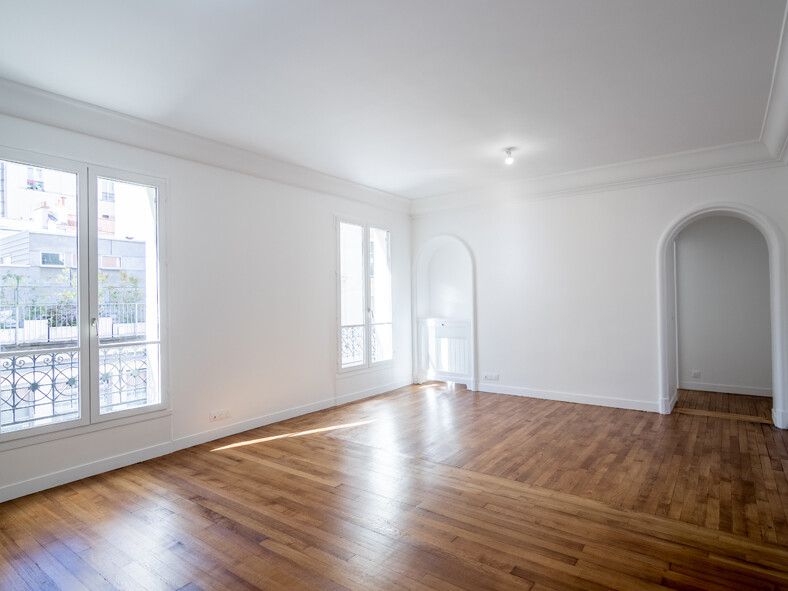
[336,218,393,373]
[90,166,165,425]
[0,148,168,445]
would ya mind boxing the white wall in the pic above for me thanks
[412,165,788,413]
[0,97,412,500]
[676,216,772,396]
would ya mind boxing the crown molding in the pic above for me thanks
[410,141,782,217]
[761,1,788,162]
[0,78,411,214]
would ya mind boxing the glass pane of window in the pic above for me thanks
[99,343,159,414]
[0,159,80,433]
[340,222,365,368]
[97,177,160,414]
[369,228,391,324]
[371,323,393,363]
[370,227,392,362]
[340,325,365,368]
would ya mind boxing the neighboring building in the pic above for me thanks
[0,230,146,299]
[0,160,147,343]
[0,159,145,302]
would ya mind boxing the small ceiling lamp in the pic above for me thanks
[504,147,515,165]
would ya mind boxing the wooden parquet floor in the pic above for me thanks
[2,383,788,590]
[674,389,774,423]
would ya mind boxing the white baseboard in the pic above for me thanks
[0,441,176,503]
[0,379,415,503]
[773,408,787,429]
[659,390,678,414]
[477,381,660,413]
[679,381,772,397]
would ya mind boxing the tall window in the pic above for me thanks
[0,155,163,439]
[339,221,392,369]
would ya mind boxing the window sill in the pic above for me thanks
[0,407,172,452]
[336,360,395,379]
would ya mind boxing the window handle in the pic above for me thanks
[91,317,98,337]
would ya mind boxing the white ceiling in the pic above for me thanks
[0,1,785,200]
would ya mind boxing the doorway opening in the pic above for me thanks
[657,204,786,429]
[673,216,771,422]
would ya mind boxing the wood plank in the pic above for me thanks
[672,407,773,424]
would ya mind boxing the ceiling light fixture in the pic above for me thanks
[504,147,515,165]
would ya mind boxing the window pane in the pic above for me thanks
[97,178,158,344]
[0,159,80,432]
[340,222,365,368]
[99,344,159,414]
[340,222,364,327]
[97,177,159,414]
[340,325,365,368]
[369,227,391,324]
[371,323,392,363]
[0,350,80,433]
[370,228,392,364]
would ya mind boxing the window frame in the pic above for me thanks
[0,148,169,445]
[89,166,166,425]
[336,217,393,373]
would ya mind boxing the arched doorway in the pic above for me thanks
[657,204,787,428]
[413,236,477,390]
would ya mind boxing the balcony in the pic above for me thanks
[0,301,153,433]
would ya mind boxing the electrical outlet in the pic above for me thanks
[484,373,499,381]
[691,370,701,379]
[209,409,231,422]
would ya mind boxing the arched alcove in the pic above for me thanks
[657,203,787,428]
[413,236,477,389]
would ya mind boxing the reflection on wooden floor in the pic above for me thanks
[1,383,788,590]
[673,388,773,424]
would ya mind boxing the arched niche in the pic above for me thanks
[413,235,477,389]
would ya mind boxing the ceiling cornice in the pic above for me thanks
[0,78,411,214]
[410,141,782,217]
[761,1,788,162]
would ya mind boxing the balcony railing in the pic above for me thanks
[340,325,364,367]
[0,345,154,432]
[99,345,152,413]
[0,302,146,346]
[0,350,80,432]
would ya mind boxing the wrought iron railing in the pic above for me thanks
[340,325,364,367]
[0,350,80,432]
[371,322,393,363]
[99,345,151,413]
[0,345,153,432]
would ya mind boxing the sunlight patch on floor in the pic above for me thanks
[211,420,376,451]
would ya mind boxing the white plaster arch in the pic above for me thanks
[657,203,787,428]
[412,235,478,390]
